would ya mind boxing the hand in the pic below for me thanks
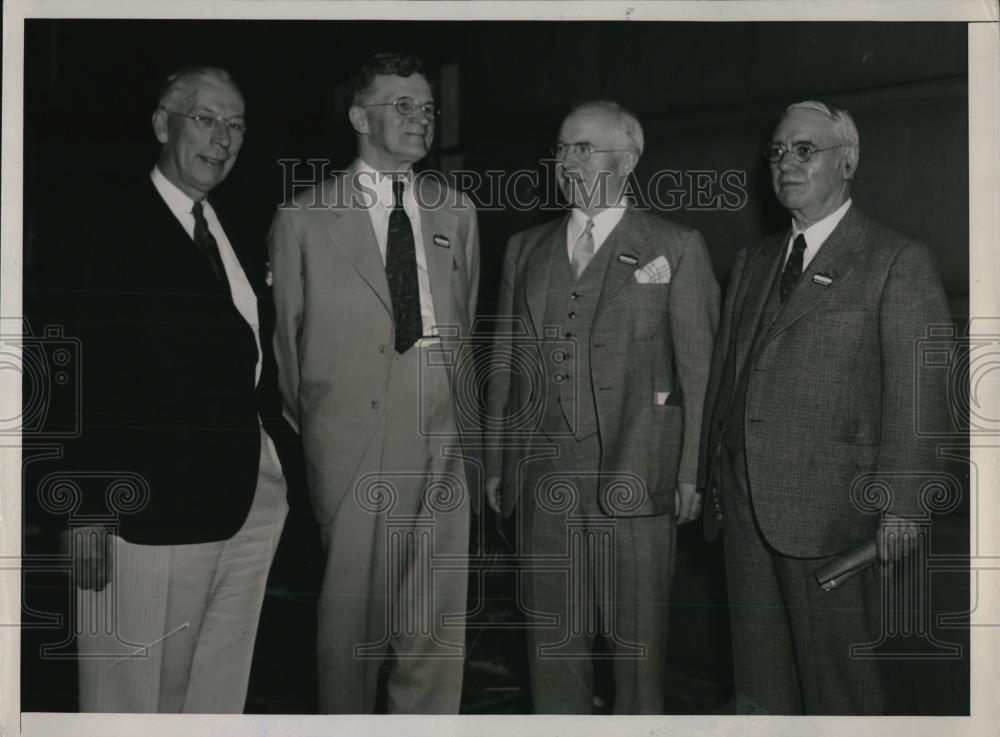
[673,482,702,525]
[61,526,113,591]
[876,514,922,562]
[486,476,503,515]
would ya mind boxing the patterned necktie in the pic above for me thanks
[571,219,596,279]
[191,201,228,285]
[779,233,808,302]
[385,180,422,354]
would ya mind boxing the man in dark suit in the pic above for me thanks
[700,100,951,714]
[60,65,291,712]
[268,52,479,713]
[485,100,719,713]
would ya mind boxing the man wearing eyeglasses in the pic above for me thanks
[60,65,293,712]
[485,100,719,713]
[699,100,951,713]
[268,52,479,714]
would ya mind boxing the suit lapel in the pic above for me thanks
[419,179,458,331]
[593,210,654,318]
[524,218,566,336]
[762,206,867,343]
[733,234,786,371]
[326,170,392,317]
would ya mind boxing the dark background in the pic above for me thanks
[21,19,970,715]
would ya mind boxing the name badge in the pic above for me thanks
[433,234,451,248]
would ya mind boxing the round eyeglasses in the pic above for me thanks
[764,142,844,163]
[551,142,631,161]
[361,97,439,119]
[161,108,247,137]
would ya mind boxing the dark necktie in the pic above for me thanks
[385,180,422,354]
[779,233,808,302]
[191,201,228,286]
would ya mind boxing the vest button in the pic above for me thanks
[378,344,388,353]
[371,400,381,410]
[554,372,567,383]
[568,311,577,319]
[570,292,579,300]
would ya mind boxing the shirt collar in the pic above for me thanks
[791,198,852,250]
[356,158,415,210]
[569,205,627,246]
[150,165,214,222]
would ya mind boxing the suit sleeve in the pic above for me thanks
[484,234,522,481]
[876,241,952,517]
[697,246,747,491]
[669,229,721,485]
[267,204,305,434]
[462,198,481,329]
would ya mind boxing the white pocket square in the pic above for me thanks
[634,255,672,284]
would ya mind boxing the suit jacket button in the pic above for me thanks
[371,400,381,410]
[378,344,387,353]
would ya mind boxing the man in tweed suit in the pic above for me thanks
[700,100,951,714]
[485,100,719,713]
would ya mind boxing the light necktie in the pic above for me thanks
[385,180,422,354]
[191,201,229,287]
[779,233,807,302]
[571,219,596,279]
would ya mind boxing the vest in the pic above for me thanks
[539,228,617,441]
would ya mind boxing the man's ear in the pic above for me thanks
[348,106,369,135]
[152,108,169,144]
[841,147,859,181]
[618,151,638,177]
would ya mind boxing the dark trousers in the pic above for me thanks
[720,441,885,714]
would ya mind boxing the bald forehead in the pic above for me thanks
[773,108,837,144]
[561,107,628,149]
[162,73,243,111]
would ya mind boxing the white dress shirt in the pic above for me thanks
[786,198,852,270]
[566,205,627,261]
[356,159,438,337]
[150,166,281,467]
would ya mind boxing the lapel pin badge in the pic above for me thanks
[812,273,834,286]
[433,234,451,248]
[617,253,639,266]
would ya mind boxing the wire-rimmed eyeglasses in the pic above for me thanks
[361,97,439,119]
[764,142,844,164]
[551,141,631,161]
[161,108,247,137]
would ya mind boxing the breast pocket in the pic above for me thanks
[629,282,670,339]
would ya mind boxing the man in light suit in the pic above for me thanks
[268,52,480,714]
[485,101,719,713]
[60,66,292,712]
[700,100,952,714]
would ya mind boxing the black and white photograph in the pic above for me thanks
[2,1,997,735]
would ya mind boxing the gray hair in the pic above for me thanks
[783,100,860,167]
[156,65,241,111]
[572,99,644,161]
